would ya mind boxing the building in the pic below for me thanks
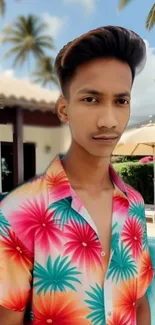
[0,75,71,193]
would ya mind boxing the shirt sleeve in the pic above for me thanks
[0,188,34,312]
[0,180,42,312]
[137,199,154,298]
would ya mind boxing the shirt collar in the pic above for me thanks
[46,155,129,203]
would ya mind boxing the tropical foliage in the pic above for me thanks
[31,56,58,87]
[1,14,57,87]
[118,0,155,30]
[1,15,54,66]
[0,0,5,16]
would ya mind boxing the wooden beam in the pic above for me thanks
[0,107,61,127]
[13,108,24,186]
[23,110,61,127]
[0,108,15,124]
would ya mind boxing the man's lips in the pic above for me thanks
[92,135,119,143]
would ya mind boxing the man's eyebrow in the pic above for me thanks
[77,89,103,96]
[114,92,131,98]
[77,88,131,98]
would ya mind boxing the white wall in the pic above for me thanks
[0,124,71,175]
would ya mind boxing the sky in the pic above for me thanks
[0,0,155,125]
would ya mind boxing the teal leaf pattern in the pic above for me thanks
[107,242,137,283]
[85,284,105,325]
[34,255,81,294]
[111,222,119,252]
[48,197,85,226]
[0,210,10,235]
[142,221,148,250]
[128,202,145,221]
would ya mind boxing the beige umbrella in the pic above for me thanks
[113,122,155,204]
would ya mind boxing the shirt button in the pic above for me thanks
[107,311,111,316]
[101,250,106,257]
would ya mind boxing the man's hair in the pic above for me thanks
[55,26,146,96]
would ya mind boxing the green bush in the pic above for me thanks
[113,162,154,204]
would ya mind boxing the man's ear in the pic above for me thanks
[56,95,69,123]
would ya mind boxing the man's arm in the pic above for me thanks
[136,295,151,325]
[0,306,25,325]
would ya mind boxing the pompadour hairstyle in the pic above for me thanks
[55,26,146,95]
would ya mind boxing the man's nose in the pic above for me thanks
[96,106,118,129]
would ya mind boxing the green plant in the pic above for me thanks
[118,0,155,30]
[113,162,154,204]
[1,15,54,68]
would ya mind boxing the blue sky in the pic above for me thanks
[0,0,155,77]
[0,0,155,125]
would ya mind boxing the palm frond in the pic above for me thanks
[118,0,133,10]
[2,14,55,69]
[146,4,155,30]
[35,41,54,50]
[0,0,5,17]
[13,48,28,66]
[3,45,25,59]
[33,22,48,36]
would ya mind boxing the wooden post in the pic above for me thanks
[13,107,24,187]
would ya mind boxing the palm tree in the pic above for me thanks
[1,15,54,67]
[0,0,5,16]
[118,0,155,30]
[31,56,58,87]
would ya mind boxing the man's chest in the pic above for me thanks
[73,188,114,263]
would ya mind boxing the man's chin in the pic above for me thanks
[85,147,113,159]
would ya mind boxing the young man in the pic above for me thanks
[0,26,154,325]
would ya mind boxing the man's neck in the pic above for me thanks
[62,142,113,192]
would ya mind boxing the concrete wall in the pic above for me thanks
[0,124,71,175]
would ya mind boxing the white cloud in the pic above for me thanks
[42,14,67,39]
[0,65,15,77]
[129,40,155,126]
[64,0,96,14]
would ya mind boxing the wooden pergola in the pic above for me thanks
[0,75,60,188]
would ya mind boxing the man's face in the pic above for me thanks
[58,58,132,158]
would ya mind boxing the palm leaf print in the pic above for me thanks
[48,197,84,226]
[85,284,105,325]
[142,221,148,250]
[34,255,81,294]
[0,210,10,235]
[107,243,137,283]
[111,222,119,252]
[128,202,145,221]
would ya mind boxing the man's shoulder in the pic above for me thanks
[0,173,47,209]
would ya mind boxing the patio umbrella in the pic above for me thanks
[113,122,155,204]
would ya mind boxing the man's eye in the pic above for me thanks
[117,99,129,105]
[83,97,97,103]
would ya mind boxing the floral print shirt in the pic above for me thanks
[0,155,154,325]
